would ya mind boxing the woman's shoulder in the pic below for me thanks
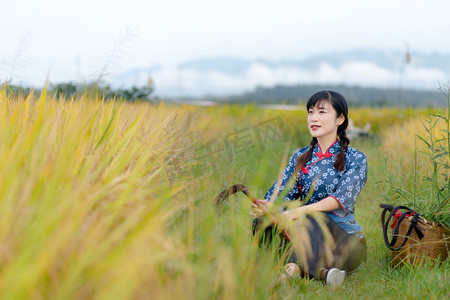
[292,145,310,157]
[285,146,310,164]
[345,146,367,165]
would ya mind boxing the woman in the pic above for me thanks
[252,91,367,286]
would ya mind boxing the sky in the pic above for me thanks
[1,0,450,95]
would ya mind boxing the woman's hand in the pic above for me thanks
[282,208,296,222]
[282,206,308,222]
[281,209,295,222]
[250,200,272,217]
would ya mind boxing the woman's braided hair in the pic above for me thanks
[296,91,349,172]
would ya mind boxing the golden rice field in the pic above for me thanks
[0,87,448,299]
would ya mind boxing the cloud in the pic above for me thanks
[130,60,448,97]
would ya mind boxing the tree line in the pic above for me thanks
[218,84,444,107]
[2,81,155,102]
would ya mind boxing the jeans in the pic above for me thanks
[252,212,367,279]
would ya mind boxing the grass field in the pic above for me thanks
[0,87,448,299]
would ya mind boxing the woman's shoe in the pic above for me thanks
[325,268,346,286]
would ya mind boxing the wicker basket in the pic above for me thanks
[390,215,449,266]
[380,204,450,267]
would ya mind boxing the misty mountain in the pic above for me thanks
[220,84,443,107]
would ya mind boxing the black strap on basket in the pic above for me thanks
[379,203,425,251]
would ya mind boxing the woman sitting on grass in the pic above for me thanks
[252,91,367,286]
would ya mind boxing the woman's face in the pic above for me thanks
[307,101,345,141]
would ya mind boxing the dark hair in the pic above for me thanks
[296,91,350,172]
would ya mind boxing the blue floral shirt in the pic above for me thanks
[264,140,367,235]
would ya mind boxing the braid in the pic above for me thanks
[296,137,318,171]
[334,130,350,171]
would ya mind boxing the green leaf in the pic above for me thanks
[94,108,117,150]
[435,136,448,143]
[417,135,431,147]
[432,151,448,160]
[431,113,447,120]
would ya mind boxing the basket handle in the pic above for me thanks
[379,204,424,251]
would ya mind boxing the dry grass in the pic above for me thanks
[0,88,448,299]
[0,88,194,299]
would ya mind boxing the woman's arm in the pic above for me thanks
[328,151,368,217]
[282,196,340,221]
